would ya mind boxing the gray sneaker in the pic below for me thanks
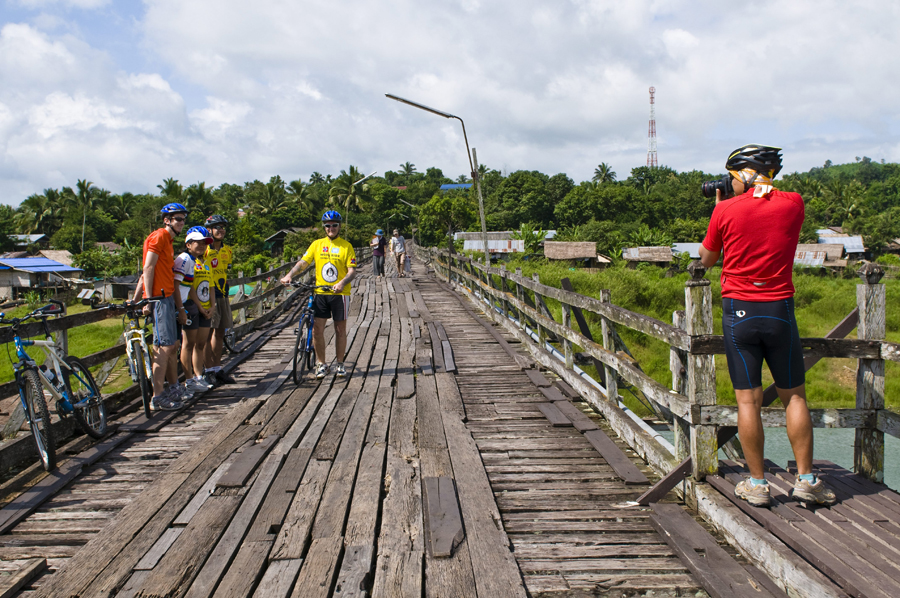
[792,477,837,506]
[734,478,771,507]
[185,378,210,394]
[151,394,182,412]
[174,383,193,402]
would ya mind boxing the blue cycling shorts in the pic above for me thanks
[722,298,805,390]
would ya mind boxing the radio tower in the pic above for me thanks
[647,86,658,168]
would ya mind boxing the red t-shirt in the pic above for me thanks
[701,188,804,301]
[143,228,175,297]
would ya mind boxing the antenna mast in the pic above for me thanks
[647,86,658,168]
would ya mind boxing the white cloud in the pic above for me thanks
[2,0,900,202]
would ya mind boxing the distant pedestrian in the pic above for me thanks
[699,144,836,508]
[389,229,406,277]
[371,229,387,277]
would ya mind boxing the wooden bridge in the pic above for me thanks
[0,250,896,597]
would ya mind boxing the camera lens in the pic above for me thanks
[701,175,733,199]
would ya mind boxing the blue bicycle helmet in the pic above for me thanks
[185,226,212,243]
[161,202,188,215]
[321,210,343,223]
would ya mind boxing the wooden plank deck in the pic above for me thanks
[0,254,798,597]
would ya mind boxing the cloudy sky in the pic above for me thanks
[1,0,899,204]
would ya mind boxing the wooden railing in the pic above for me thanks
[424,248,900,493]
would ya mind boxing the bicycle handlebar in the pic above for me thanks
[90,296,166,311]
[290,282,335,292]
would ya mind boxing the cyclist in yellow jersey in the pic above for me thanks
[203,214,236,385]
[280,210,357,378]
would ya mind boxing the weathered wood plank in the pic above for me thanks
[333,544,373,598]
[423,476,465,558]
[582,429,648,485]
[536,402,573,427]
[291,537,343,598]
[252,558,302,598]
[0,558,46,598]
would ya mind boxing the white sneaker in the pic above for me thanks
[176,383,194,401]
[315,363,328,379]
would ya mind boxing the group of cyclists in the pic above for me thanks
[139,203,236,412]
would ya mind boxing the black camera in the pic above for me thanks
[701,175,733,199]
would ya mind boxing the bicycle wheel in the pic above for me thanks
[64,356,108,439]
[292,318,311,385]
[22,368,55,471]
[132,340,153,419]
[223,329,236,354]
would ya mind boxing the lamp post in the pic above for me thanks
[385,94,489,262]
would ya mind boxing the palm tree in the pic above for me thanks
[157,178,184,202]
[329,165,372,225]
[253,180,288,216]
[185,182,215,215]
[592,163,616,184]
[309,172,325,185]
[107,192,137,222]
[477,164,489,180]
[287,179,312,211]
[16,192,57,234]
[62,179,97,252]
[455,175,470,184]
[399,161,417,183]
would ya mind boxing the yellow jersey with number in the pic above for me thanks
[300,237,357,296]
[203,244,232,297]
[192,259,214,310]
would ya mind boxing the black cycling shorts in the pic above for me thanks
[722,298,805,390]
[313,295,350,322]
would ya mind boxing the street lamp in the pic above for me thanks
[385,93,489,262]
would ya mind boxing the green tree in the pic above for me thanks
[61,179,98,252]
[329,166,372,225]
[592,163,616,184]
[419,192,476,253]
[399,161,417,183]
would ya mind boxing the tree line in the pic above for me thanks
[7,155,900,277]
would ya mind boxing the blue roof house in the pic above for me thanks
[0,257,82,299]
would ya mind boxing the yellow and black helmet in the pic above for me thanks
[725,144,783,177]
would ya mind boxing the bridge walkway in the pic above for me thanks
[2,256,790,597]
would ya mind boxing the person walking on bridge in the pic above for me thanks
[371,229,387,277]
[699,144,836,508]
[280,210,357,378]
[389,229,406,277]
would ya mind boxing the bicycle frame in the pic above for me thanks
[123,314,152,382]
[13,335,76,411]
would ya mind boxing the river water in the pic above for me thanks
[659,428,900,490]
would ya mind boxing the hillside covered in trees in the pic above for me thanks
[6,156,900,277]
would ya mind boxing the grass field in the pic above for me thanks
[472,255,900,417]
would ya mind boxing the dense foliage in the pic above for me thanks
[10,156,900,277]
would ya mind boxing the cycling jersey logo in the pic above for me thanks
[736,310,746,318]
[321,262,339,283]
[198,281,210,303]
[211,258,219,267]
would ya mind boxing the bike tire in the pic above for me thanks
[64,356,108,439]
[132,340,153,419]
[223,329,236,354]
[23,368,55,471]
[292,318,311,385]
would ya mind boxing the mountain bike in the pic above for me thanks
[0,301,108,470]
[94,297,163,418]
[290,283,334,384]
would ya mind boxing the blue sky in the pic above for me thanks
[1,0,899,204]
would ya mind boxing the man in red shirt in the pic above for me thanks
[142,203,189,411]
[699,144,835,508]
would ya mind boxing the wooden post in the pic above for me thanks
[600,289,618,404]
[855,263,885,482]
[236,271,247,325]
[685,261,717,480]
[56,301,68,356]
[499,265,511,319]
[561,302,574,369]
[514,268,526,330]
[532,273,547,345]
[671,310,690,460]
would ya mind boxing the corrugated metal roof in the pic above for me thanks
[10,234,48,244]
[439,184,472,190]
[794,250,826,267]
[818,235,865,253]
[462,239,526,253]
[672,243,702,259]
[0,258,82,273]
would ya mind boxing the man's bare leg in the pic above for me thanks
[152,344,177,397]
[313,318,327,364]
[778,384,814,475]
[334,319,347,362]
[735,387,765,480]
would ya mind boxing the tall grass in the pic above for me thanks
[487,256,900,414]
